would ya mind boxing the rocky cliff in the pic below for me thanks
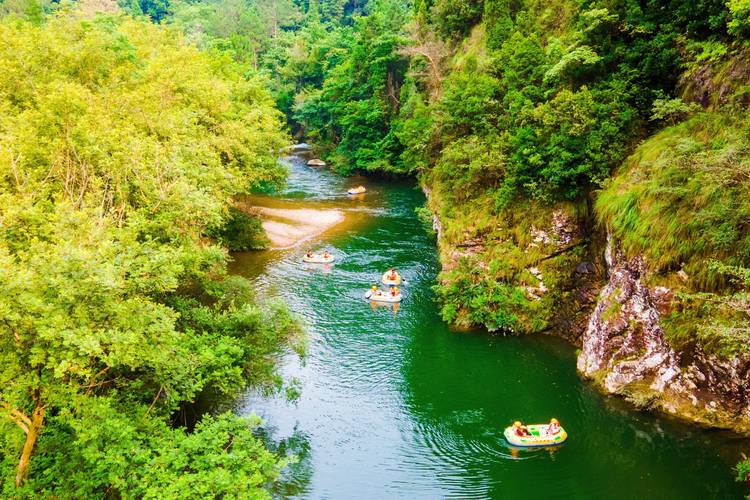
[423,182,604,338]
[427,182,750,431]
[577,235,750,432]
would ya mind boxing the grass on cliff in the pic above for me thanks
[597,111,750,356]
[597,111,750,291]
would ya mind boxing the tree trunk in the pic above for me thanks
[15,403,44,487]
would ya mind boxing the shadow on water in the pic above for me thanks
[229,154,750,499]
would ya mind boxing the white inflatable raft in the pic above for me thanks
[365,290,402,303]
[503,424,568,447]
[303,254,335,264]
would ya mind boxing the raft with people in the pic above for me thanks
[381,269,402,286]
[347,186,366,195]
[504,419,567,447]
[303,250,335,264]
[365,286,402,303]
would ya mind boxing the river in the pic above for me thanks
[229,154,748,499]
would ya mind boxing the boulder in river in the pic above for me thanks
[307,159,326,166]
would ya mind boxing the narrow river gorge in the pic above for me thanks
[229,154,748,499]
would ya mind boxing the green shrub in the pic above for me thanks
[209,207,269,251]
[431,0,484,39]
[415,206,437,236]
[728,0,750,37]
[736,457,750,484]
[435,259,527,333]
[650,96,701,124]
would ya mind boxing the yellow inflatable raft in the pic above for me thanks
[302,253,335,264]
[365,289,402,303]
[504,424,567,447]
[381,271,402,286]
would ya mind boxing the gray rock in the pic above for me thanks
[577,234,750,431]
[576,262,591,274]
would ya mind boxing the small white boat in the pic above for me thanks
[347,186,366,195]
[365,289,402,303]
[303,253,335,264]
[307,159,326,166]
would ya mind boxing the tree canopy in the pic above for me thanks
[0,10,301,497]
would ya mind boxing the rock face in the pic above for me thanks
[578,235,750,432]
[680,49,750,109]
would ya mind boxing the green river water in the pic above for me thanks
[230,154,749,499]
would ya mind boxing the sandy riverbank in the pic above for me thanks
[254,206,345,249]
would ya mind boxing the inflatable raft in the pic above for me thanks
[303,254,335,264]
[347,186,367,195]
[365,290,402,303]
[381,271,402,286]
[503,424,567,447]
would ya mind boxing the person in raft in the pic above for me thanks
[306,249,313,259]
[390,286,399,297]
[513,421,531,437]
[371,285,382,297]
[547,418,561,435]
[387,268,398,281]
[323,250,331,259]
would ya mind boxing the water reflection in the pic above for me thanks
[254,423,314,498]
[369,300,400,317]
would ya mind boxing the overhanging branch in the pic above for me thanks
[1,402,31,435]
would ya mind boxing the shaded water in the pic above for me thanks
[230,155,748,499]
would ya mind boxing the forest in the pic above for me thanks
[2,0,750,496]
[0,4,302,497]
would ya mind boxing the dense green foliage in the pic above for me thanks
[0,11,302,496]
[164,0,414,173]
[393,0,749,338]
[207,207,270,250]
[294,0,411,172]
[598,112,750,289]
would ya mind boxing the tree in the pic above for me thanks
[0,12,300,495]
[484,0,513,50]
[293,0,412,172]
[430,0,483,39]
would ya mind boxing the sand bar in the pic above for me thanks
[254,207,345,249]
